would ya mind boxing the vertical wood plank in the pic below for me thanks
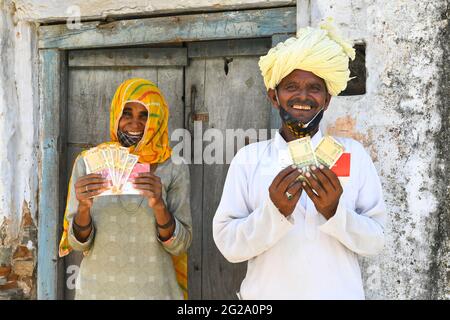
[201,56,271,299]
[184,59,206,300]
[157,67,185,137]
[57,50,69,300]
[38,49,66,300]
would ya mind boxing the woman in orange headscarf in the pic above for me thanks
[59,78,191,300]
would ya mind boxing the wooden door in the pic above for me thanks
[185,38,272,299]
[63,47,186,300]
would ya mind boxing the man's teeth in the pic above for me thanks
[128,132,143,135]
[292,105,312,110]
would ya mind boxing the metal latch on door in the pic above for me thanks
[187,85,209,132]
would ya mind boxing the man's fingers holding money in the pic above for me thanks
[272,165,297,187]
[278,167,303,192]
[318,165,342,193]
[302,165,343,220]
[303,168,326,197]
[311,166,335,192]
[269,165,303,217]
[286,181,302,200]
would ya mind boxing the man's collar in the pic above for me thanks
[274,129,323,150]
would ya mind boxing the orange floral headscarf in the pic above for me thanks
[111,78,172,163]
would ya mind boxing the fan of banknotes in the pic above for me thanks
[288,135,345,171]
[82,143,149,196]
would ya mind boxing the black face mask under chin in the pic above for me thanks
[117,130,143,147]
[279,107,324,138]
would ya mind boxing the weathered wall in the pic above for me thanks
[13,0,295,22]
[0,0,39,299]
[308,0,449,299]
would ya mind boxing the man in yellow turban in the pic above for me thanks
[260,18,356,139]
[213,20,386,299]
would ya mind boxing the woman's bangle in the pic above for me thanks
[158,233,174,242]
[156,214,174,229]
[73,216,92,232]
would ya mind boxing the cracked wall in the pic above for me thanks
[312,0,449,299]
[0,0,39,300]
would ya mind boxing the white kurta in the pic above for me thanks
[213,130,386,300]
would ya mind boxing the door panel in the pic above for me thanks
[186,39,272,299]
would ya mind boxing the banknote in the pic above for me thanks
[118,154,139,191]
[314,136,345,168]
[108,144,119,185]
[82,143,141,196]
[117,163,151,195]
[287,136,318,170]
[98,145,114,182]
[83,148,109,177]
[115,146,129,187]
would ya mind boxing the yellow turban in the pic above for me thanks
[259,18,356,96]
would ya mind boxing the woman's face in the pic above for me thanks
[118,102,148,136]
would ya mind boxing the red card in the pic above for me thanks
[331,153,351,177]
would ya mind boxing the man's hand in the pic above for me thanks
[302,164,343,220]
[269,165,303,217]
[133,172,164,208]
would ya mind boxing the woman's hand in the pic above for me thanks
[133,172,175,241]
[133,172,165,209]
[73,173,110,242]
[75,173,111,209]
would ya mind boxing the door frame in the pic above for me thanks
[37,6,296,300]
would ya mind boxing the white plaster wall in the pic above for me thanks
[306,0,448,299]
[0,0,39,242]
[13,0,295,22]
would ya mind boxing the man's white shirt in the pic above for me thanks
[212,129,386,300]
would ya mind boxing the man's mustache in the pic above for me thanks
[287,99,318,108]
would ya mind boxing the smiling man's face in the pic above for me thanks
[268,69,331,136]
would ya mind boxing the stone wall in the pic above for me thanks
[309,0,449,299]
